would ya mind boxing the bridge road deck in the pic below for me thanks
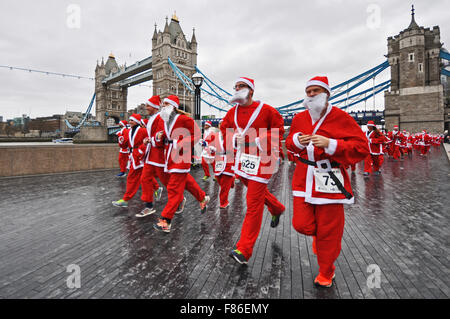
[0,146,449,299]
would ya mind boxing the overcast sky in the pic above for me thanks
[0,0,448,120]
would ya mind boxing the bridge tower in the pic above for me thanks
[384,6,445,133]
[95,54,128,126]
[152,13,197,115]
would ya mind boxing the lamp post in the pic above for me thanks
[192,72,204,121]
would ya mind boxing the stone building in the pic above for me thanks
[95,54,128,127]
[152,13,198,114]
[384,7,445,133]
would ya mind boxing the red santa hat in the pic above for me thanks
[367,120,375,127]
[393,125,399,130]
[119,120,128,127]
[129,113,142,125]
[306,76,331,96]
[163,95,180,108]
[235,77,255,91]
[204,121,212,127]
[146,95,161,110]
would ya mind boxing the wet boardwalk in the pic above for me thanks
[0,146,449,299]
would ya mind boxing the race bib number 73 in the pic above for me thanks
[314,168,344,193]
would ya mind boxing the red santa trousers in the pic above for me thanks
[161,173,206,220]
[292,197,345,279]
[216,174,234,207]
[392,145,401,160]
[118,153,128,173]
[123,166,143,201]
[365,154,382,173]
[140,164,161,203]
[201,157,214,177]
[363,155,373,173]
[420,145,430,155]
[236,177,285,260]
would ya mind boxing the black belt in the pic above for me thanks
[297,157,353,200]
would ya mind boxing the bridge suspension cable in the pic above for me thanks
[64,93,96,129]
[171,58,391,116]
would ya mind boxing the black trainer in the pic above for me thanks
[271,214,281,228]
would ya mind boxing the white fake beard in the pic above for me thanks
[303,93,328,123]
[229,88,250,105]
[160,105,174,122]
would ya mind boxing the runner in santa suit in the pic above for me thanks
[286,76,369,288]
[200,121,216,181]
[212,120,235,209]
[400,130,409,157]
[153,95,210,233]
[221,77,286,265]
[116,120,130,177]
[112,113,148,208]
[405,131,413,157]
[420,130,432,156]
[133,96,165,218]
[388,125,402,160]
[363,121,385,176]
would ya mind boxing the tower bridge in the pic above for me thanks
[95,8,448,137]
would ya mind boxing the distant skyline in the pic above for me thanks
[0,0,449,120]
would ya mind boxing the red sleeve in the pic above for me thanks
[285,113,306,155]
[325,112,370,166]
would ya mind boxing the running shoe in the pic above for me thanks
[314,273,336,288]
[200,195,210,214]
[135,207,156,218]
[202,176,210,181]
[112,199,128,207]
[175,197,186,214]
[229,249,248,265]
[153,218,171,233]
[270,214,281,228]
[220,202,230,209]
[154,187,164,202]
[116,172,127,178]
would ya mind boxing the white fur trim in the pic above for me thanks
[255,137,263,152]
[324,138,337,155]
[146,101,160,110]
[145,161,165,167]
[306,80,331,95]
[234,169,269,184]
[292,132,306,150]
[129,116,140,124]
[163,98,178,108]
[164,168,191,173]
[172,139,178,150]
[235,78,254,90]
[293,191,306,197]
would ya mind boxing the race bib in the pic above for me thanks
[314,168,344,193]
[215,160,225,172]
[240,153,260,175]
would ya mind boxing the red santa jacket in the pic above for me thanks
[220,100,285,184]
[119,125,147,170]
[212,130,235,177]
[157,113,201,173]
[201,128,217,160]
[116,128,130,154]
[286,105,369,205]
[366,130,386,155]
[137,114,166,167]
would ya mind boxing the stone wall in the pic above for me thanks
[0,144,119,177]
[384,86,444,133]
